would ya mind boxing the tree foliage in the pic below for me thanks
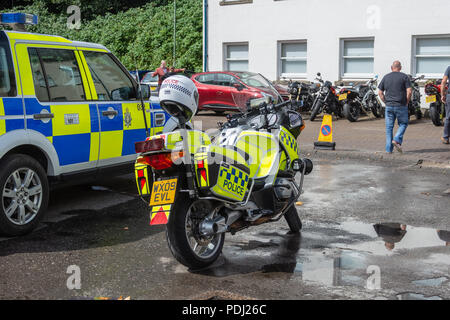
[1,0,203,71]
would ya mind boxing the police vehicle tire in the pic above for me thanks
[284,205,302,233]
[0,154,49,236]
[166,194,225,270]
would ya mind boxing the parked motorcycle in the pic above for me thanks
[134,75,313,269]
[339,76,383,122]
[310,73,343,121]
[425,79,448,126]
[287,80,320,113]
[408,75,425,120]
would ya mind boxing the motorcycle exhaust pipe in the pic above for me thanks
[199,210,243,236]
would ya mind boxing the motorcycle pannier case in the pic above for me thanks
[194,145,251,202]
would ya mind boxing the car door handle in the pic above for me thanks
[102,110,118,117]
[33,113,54,120]
[217,91,223,95]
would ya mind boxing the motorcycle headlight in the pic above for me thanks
[322,87,329,94]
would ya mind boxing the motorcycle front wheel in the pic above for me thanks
[166,195,225,270]
[310,100,323,121]
[284,205,302,233]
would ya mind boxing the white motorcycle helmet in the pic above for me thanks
[159,75,198,123]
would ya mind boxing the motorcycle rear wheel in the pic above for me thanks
[429,103,443,126]
[166,195,225,270]
[343,103,360,122]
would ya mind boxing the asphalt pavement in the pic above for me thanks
[1,157,449,300]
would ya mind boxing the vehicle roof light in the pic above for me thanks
[0,13,38,25]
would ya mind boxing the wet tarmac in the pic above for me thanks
[0,159,449,300]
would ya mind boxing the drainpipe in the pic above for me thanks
[203,0,208,72]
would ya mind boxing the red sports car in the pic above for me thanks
[191,71,284,113]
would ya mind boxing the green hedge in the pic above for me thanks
[1,0,203,71]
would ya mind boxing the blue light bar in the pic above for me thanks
[0,13,38,25]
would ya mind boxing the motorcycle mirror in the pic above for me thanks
[375,75,379,79]
[420,75,425,80]
[317,72,321,77]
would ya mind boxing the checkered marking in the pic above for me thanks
[219,165,249,187]
[160,83,193,97]
[280,131,298,153]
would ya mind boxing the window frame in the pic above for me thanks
[278,40,307,80]
[0,32,17,97]
[223,42,249,72]
[82,51,139,102]
[28,47,88,103]
[340,37,375,80]
[412,34,450,79]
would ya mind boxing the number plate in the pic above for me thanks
[339,93,347,101]
[426,95,437,103]
[149,178,178,206]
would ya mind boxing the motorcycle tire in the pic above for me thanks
[429,103,442,126]
[284,205,302,233]
[310,100,322,122]
[343,103,360,122]
[415,108,423,120]
[166,194,225,270]
[370,100,381,118]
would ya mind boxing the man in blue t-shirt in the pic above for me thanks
[378,61,412,153]
[440,66,450,144]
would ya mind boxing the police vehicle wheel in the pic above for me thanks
[0,154,49,236]
[284,205,302,233]
[166,195,225,270]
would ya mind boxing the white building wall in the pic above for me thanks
[206,0,450,83]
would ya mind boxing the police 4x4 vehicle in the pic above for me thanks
[0,13,175,236]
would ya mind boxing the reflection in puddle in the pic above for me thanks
[197,218,450,298]
[333,220,450,255]
[412,277,448,287]
[396,293,443,300]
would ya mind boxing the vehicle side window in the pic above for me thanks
[215,74,234,87]
[0,33,17,97]
[196,73,215,85]
[30,48,86,102]
[83,51,136,101]
[28,48,50,101]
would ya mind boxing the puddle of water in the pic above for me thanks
[332,219,450,255]
[396,293,443,300]
[412,277,448,287]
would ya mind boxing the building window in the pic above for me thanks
[341,38,374,78]
[414,36,450,78]
[279,41,307,78]
[224,43,248,71]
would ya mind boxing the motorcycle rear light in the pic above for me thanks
[135,138,165,154]
[144,153,173,170]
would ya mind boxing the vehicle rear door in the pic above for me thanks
[214,73,237,107]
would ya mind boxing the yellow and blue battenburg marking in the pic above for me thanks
[212,163,249,201]
[150,204,172,225]
[280,129,298,153]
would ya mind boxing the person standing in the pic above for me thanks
[378,61,412,153]
[152,60,185,91]
[440,66,450,144]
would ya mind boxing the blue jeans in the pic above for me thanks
[444,94,450,139]
[385,106,409,153]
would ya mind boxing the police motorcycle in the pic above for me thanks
[340,76,384,122]
[134,76,313,269]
